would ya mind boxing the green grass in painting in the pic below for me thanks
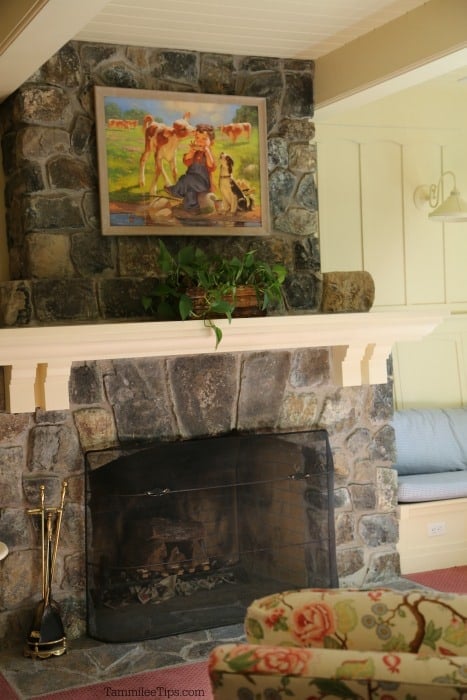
[104,126,262,206]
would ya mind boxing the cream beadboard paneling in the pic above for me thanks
[317,135,407,306]
[445,226,467,302]
[402,143,444,304]
[393,337,463,407]
[318,129,467,311]
[360,141,405,306]
[393,315,467,408]
[317,139,363,272]
[316,122,467,409]
[442,145,467,303]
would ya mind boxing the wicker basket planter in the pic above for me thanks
[187,285,266,318]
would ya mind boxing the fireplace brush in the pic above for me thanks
[24,480,68,659]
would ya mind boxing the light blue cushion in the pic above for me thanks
[398,471,467,502]
[392,408,467,476]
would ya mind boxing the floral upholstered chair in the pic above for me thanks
[208,588,467,699]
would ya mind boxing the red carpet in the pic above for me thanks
[1,660,213,700]
[404,565,467,594]
[0,673,18,700]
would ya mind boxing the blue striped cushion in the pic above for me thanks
[393,408,467,476]
[398,471,467,502]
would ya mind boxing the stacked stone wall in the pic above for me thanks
[0,41,320,326]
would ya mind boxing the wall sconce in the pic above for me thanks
[414,170,467,222]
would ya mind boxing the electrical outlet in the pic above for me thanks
[427,521,446,537]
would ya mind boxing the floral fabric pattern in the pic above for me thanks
[209,587,467,700]
[292,601,335,645]
[245,587,467,655]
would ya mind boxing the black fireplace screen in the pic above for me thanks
[85,429,337,642]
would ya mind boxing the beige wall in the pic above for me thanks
[316,79,467,409]
[392,316,467,408]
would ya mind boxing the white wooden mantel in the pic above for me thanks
[0,311,446,413]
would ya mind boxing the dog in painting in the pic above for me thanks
[218,152,253,214]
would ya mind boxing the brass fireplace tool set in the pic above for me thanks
[24,480,68,659]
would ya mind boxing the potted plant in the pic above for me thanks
[143,240,287,347]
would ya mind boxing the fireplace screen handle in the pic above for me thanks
[146,488,171,497]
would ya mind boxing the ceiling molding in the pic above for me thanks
[314,0,467,117]
[0,0,108,103]
[0,0,49,57]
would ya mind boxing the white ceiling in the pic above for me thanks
[73,0,429,61]
[73,0,467,128]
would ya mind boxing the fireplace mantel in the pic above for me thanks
[0,310,446,413]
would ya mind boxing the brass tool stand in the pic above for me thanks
[24,481,68,659]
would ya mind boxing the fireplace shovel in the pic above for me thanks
[24,481,68,659]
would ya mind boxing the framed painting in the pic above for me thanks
[94,86,270,236]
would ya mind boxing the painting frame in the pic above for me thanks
[94,86,271,236]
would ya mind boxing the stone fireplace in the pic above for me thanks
[0,37,447,649]
[0,313,445,648]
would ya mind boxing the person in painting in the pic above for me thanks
[166,123,217,215]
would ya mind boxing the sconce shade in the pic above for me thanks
[429,189,467,222]
[414,171,467,223]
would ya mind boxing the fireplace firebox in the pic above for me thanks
[85,429,337,642]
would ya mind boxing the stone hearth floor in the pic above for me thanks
[0,577,429,699]
[0,623,245,699]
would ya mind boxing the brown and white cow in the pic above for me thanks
[139,112,195,194]
[219,122,251,143]
[107,118,138,129]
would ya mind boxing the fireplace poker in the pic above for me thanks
[40,485,45,600]
[24,481,68,659]
[50,481,68,584]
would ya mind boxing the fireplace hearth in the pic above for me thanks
[85,429,337,642]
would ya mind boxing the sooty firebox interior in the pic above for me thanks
[85,429,337,642]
